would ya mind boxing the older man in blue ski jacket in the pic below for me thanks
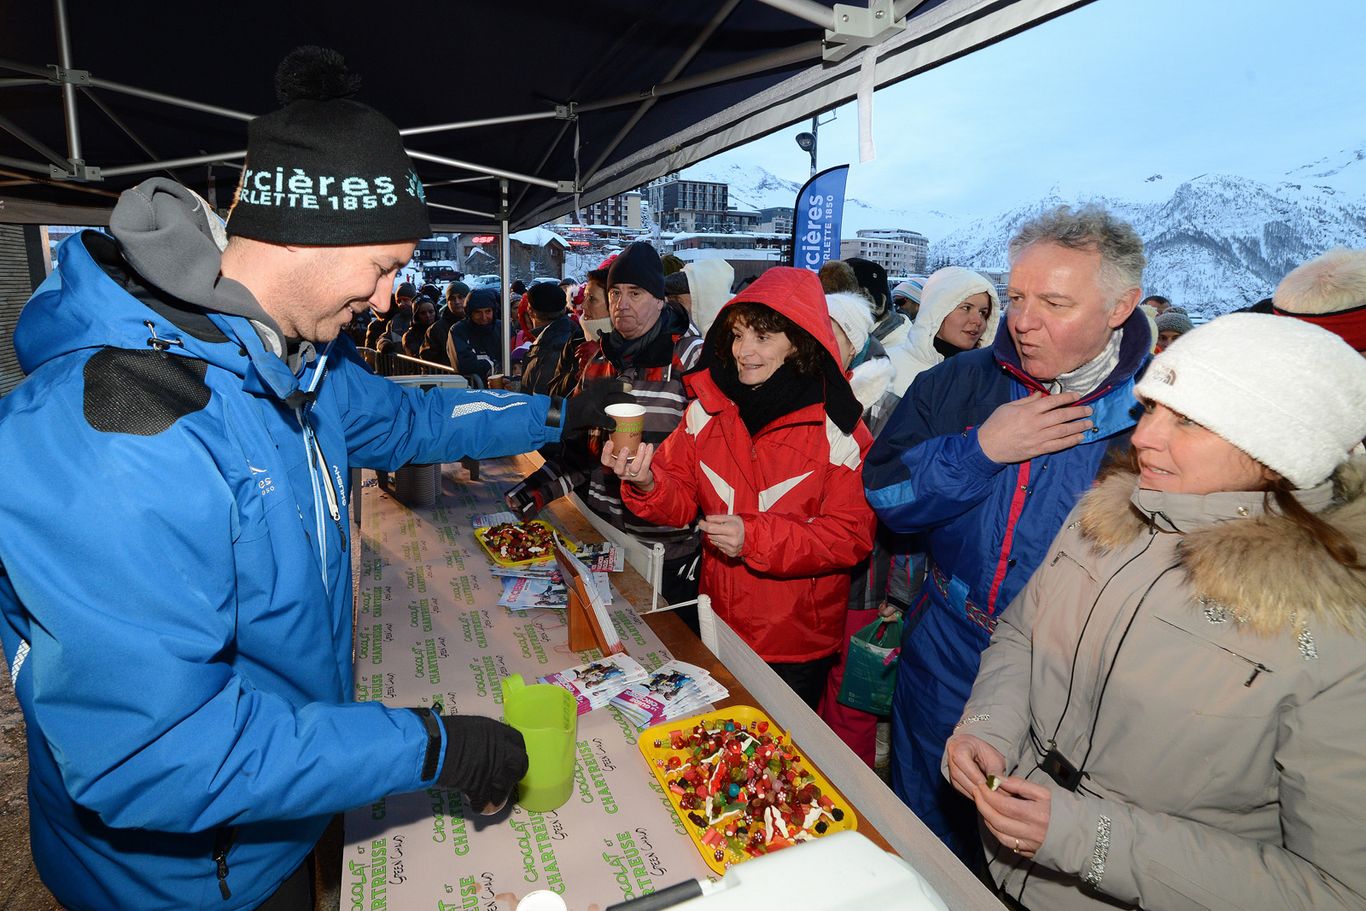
[863,205,1152,862]
[0,48,628,911]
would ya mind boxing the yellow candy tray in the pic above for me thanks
[472,520,575,568]
[636,705,857,875]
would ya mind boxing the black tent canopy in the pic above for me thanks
[1,0,1092,231]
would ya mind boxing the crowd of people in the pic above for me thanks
[434,205,1364,910]
[2,45,1365,911]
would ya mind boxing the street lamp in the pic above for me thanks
[795,130,816,177]
[794,111,837,177]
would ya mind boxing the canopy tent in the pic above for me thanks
[1,0,1094,231]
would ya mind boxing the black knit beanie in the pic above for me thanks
[844,257,891,317]
[226,47,430,246]
[466,288,498,313]
[527,282,567,316]
[608,242,665,300]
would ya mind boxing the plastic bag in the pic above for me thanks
[836,617,902,715]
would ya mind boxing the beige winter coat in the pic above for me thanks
[952,458,1366,910]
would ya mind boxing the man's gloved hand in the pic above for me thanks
[505,487,541,521]
[560,378,635,437]
[435,714,528,813]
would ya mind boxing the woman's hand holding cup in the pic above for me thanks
[601,439,656,492]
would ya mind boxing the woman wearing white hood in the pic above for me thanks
[888,266,1001,397]
[820,291,914,768]
[681,259,735,338]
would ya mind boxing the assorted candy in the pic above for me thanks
[478,521,559,563]
[652,717,847,865]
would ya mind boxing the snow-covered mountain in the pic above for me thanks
[683,161,967,240]
[683,145,1366,318]
[933,167,1366,317]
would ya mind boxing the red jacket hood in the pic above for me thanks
[709,266,843,368]
[695,267,863,434]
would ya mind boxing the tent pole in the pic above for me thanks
[100,150,247,178]
[751,0,834,29]
[85,76,255,122]
[581,0,743,187]
[499,180,512,377]
[0,166,120,198]
[0,154,53,175]
[508,116,575,220]
[427,201,497,219]
[400,110,562,138]
[0,58,51,78]
[52,0,83,164]
[424,175,499,188]
[0,113,70,170]
[574,41,822,115]
[406,148,561,191]
[79,87,162,167]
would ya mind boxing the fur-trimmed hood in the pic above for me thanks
[1077,457,1366,635]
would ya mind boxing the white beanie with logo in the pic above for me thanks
[826,292,874,360]
[1133,313,1366,489]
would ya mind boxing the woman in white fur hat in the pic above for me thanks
[887,266,1001,396]
[944,313,1366,910]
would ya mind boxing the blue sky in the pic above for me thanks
[688,0,1366,219]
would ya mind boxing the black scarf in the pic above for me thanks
[934,335,971,360]
[711,361,824,437]
[600,303,683,370]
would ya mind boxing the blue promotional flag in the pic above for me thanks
[790,165,849,272]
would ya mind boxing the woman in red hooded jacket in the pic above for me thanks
[603,267,876,706]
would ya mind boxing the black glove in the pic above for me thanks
[420,711,528,812]
[559,377,636,437]
[504,487,541,521]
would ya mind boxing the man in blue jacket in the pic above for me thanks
[0,48,627,911]
[863,204,1151,863]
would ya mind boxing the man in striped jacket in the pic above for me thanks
[507,242,704,604]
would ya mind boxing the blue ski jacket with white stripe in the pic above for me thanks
[0,190,560,910]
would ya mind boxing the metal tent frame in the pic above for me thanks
[0,0,1092,370]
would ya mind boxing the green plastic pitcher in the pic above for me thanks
[501,674,578,812]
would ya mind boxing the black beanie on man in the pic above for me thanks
[466,288,499,314]
[844,257,892,317]
[608,242,665,300]
[226,46,430,245]
[527,282,567,317]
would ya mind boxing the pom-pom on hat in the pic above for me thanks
[226,46,430,246]
[1133,313,1366,489]
[826,292,873,360]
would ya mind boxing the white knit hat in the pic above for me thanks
[1133,313,1366,488]
[826,292,874,359]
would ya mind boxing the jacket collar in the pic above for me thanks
[992,307,1153,403]
[1078,459,1366,634]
